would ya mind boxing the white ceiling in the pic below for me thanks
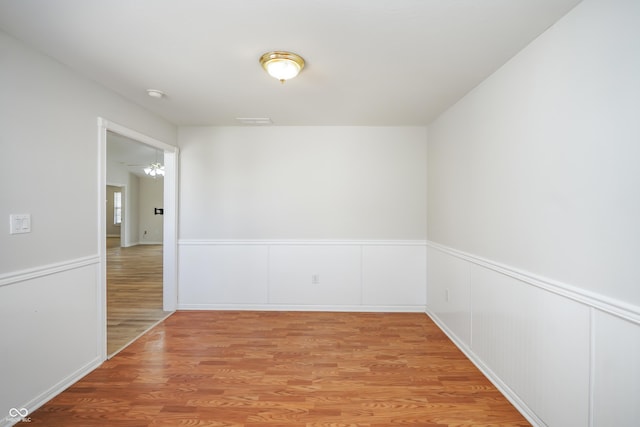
[107,132,164,178]
[0,0,581,126]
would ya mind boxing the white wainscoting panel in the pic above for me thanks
[426,241,640,427]
[592,310,640,426]
[269,245,362,306]
[426,247,471,346]
[178,241,426,311]
[362,245,426,307]
[471,265,590,427]
[0,260,101,424]
[178,244,269,307]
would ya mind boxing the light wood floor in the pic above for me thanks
[107,237,171,356]
[31,311,530,426]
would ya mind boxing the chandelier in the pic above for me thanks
[144,149,165,177]
[143,162,165,177]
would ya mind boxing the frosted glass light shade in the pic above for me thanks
[260,51,305,82]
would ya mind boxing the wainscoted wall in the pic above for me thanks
[592,311,640,426]
[427,242,640,427]
[0,259,102,426]
[425,0,639,424]
[178,240,426,312]
[1,30,175,422]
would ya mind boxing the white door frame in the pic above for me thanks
[97,117,179,360]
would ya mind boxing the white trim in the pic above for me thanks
[266,245,272,304]
[588,307,596,427]
[0,255,99,288]
[359,245,365,304]
[0,356,103,427]
[162,149,179,312]
[467,260,473,350]
[178,303,426,313]
[427,241,640,325]
[98,119,107,362]
[99,118,176,152]
[179,239,428,246]
[425,310,543,427]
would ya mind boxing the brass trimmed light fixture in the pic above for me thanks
[259,51,305,83]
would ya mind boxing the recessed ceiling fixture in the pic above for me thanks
[146,89,165,98]
[259,51,305,83]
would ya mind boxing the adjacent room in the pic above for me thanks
[106,132,171,356]
[1,0,638,426]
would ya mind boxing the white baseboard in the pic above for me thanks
[178,303,426,312]
[179,239,428,246]
[121,241,162,247]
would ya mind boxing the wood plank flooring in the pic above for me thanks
[31,311,530,426]
[107,237,171,356]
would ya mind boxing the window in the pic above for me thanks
[114,191,122,225]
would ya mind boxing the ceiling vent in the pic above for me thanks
[235,117,273,125]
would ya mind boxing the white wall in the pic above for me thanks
[179,126,427,240]
[426,0,640,425]
[126,174,140,247]
[138,176,164,244]
[178,126,428,311]
[0,30,176,424]
[428,0,639,306]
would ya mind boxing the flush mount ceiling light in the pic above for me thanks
[259,51,305,83]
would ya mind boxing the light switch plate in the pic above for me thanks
[10,214,31,234]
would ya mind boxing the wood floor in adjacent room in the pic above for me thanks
[107,237,171,356]
[30,311,530,426]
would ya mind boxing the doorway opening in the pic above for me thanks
[105,135,168,356]
[98,118,178,360]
